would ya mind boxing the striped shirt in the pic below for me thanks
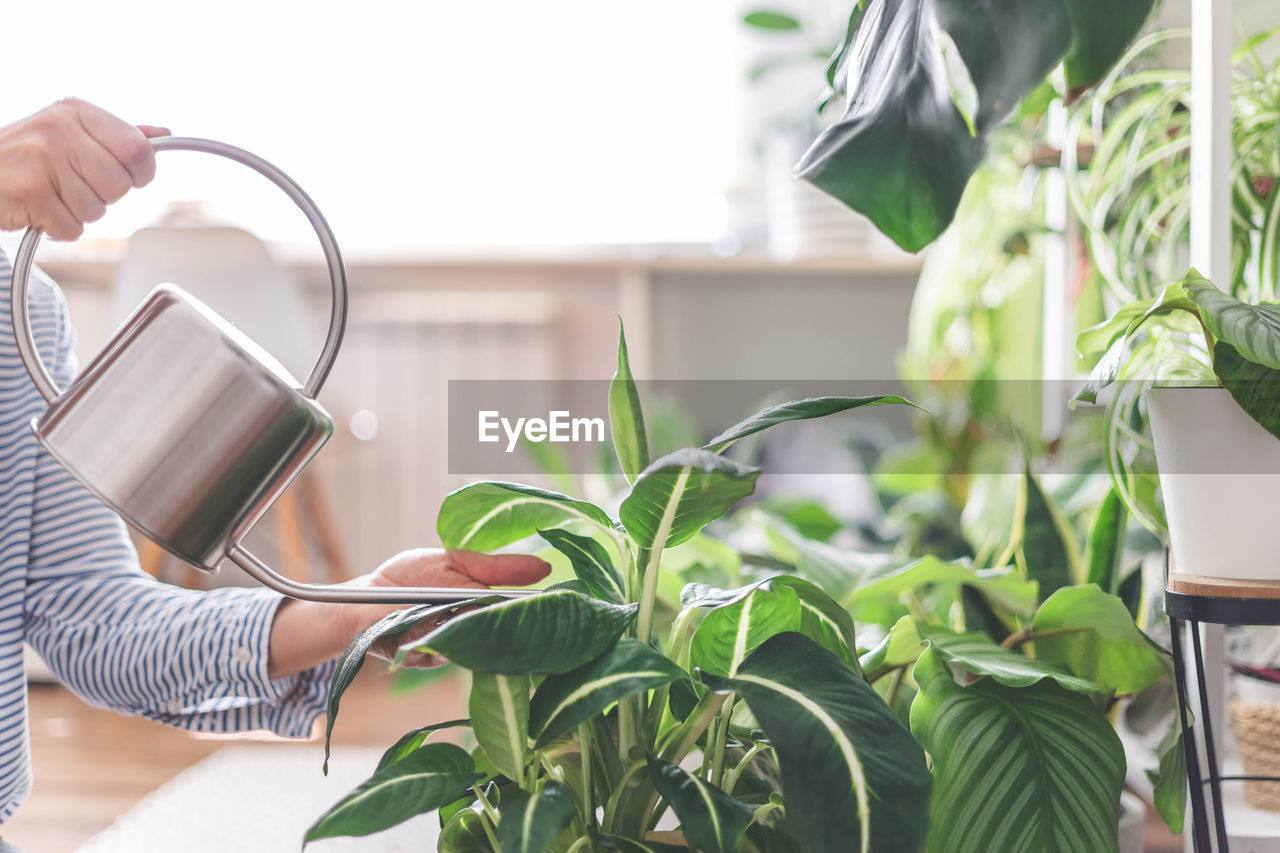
[0,252,333,822]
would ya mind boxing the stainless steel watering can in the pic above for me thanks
[10,137,532,604]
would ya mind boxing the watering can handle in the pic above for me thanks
[9,136,347,403]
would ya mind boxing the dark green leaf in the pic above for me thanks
[1214,341,1280,440]
[647,755,754,853]
[1083,488,1127,593]
[960,585,1012,644]
[1062,0,1155,93]
[305,743,482,843]
[1186,269,1280,369]
[495,781,576,853]
[1019,471,1078,603]
[742,10,801,30]
[469,672,530,781]
[620,448,760,550]
[377,718,470,771]
[691,584,803,678]
[399,590,637,675]
[820,2,868,109]
[703,633,932,853]
[1146,720,1187,834]
[859,615,926,676]
[324,602,475,772]
[910,647,1125,853]
[610,318,650,484]
[439,808,493,852]
[796,0,1071,251]
[1118,569,1142,620]
[539,527,625,604]
[529,639,685,747]
[437,481,613,552]
[704,396,919,453]
[1032,585,1165,695]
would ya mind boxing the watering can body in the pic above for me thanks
[35,285,331,570]
[10,137,531,604]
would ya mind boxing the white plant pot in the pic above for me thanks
[1148,386,1280,580]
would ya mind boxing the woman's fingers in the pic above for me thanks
[447,550,552,586]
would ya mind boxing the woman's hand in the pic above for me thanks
[0,98,169,240]
[267,549,550,679]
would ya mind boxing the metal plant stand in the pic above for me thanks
[1167,556,1280,853]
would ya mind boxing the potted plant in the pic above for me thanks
[307,323,1175,852]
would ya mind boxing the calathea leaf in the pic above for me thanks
[377,718,470,771]
[323,601,481,773]
[927,630,1099,695]
[469,672,530,781]
[646,755,754,853]
[620,448,760,550]
[702,633,932,853]
[1185,269,1280,369]
[610,317,650,483]
[529,638,684,747]
[1213,341,1280,440]
[539,527,625,603]
[437,481,614,552]
[796,0,1071,252]
[495,781,576,853]
[1031,585,1166,695]
[398,590,637,675]
[910,647,1125,853]
[304,743,482,843]
[690,583,803,678]
[703,395,920,454]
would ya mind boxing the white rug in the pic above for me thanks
[80,745,443,852]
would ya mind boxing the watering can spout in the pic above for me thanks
[10,137,532,605]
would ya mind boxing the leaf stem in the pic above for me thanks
[602,760,647,830]
[579,723,595,832]
[658,690,729,765]
[724,742,769,795]
[1000,626,1092,650]
[567,837,593,853]
[709,697,736,787]
[472,784,501,847]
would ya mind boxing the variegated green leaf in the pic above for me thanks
[910,647,1124,853]
[529,638,684,747]
[620,448,760,550]
[438,481,614,552]
[1185,268,1280,368]
[690,584,803,678]
[324,601,480,773]
[646,755,754,853]
[495,781,575,853]
[703,395,921,454]
[1147,719,1186,834]
[610,317,650,484]
[703,633,932,853]
[860,615,926,676]
[767,575,860,670]
[305,743,482,843]
[377,719,470,771]
[538,527,625,603]
[438,808,493,852]
[469,672,530,781]
[398,591,637,675]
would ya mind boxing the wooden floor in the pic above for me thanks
[2,668,1184,852]
[3,666,466,852]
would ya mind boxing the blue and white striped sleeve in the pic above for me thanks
[20,278,334,737]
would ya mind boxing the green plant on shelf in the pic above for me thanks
[306,322,1178,853]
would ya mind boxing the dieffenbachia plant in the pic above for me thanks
[306,321,1174,852]
[796,0,1155,252]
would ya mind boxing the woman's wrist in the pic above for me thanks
[266,596,353,681]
